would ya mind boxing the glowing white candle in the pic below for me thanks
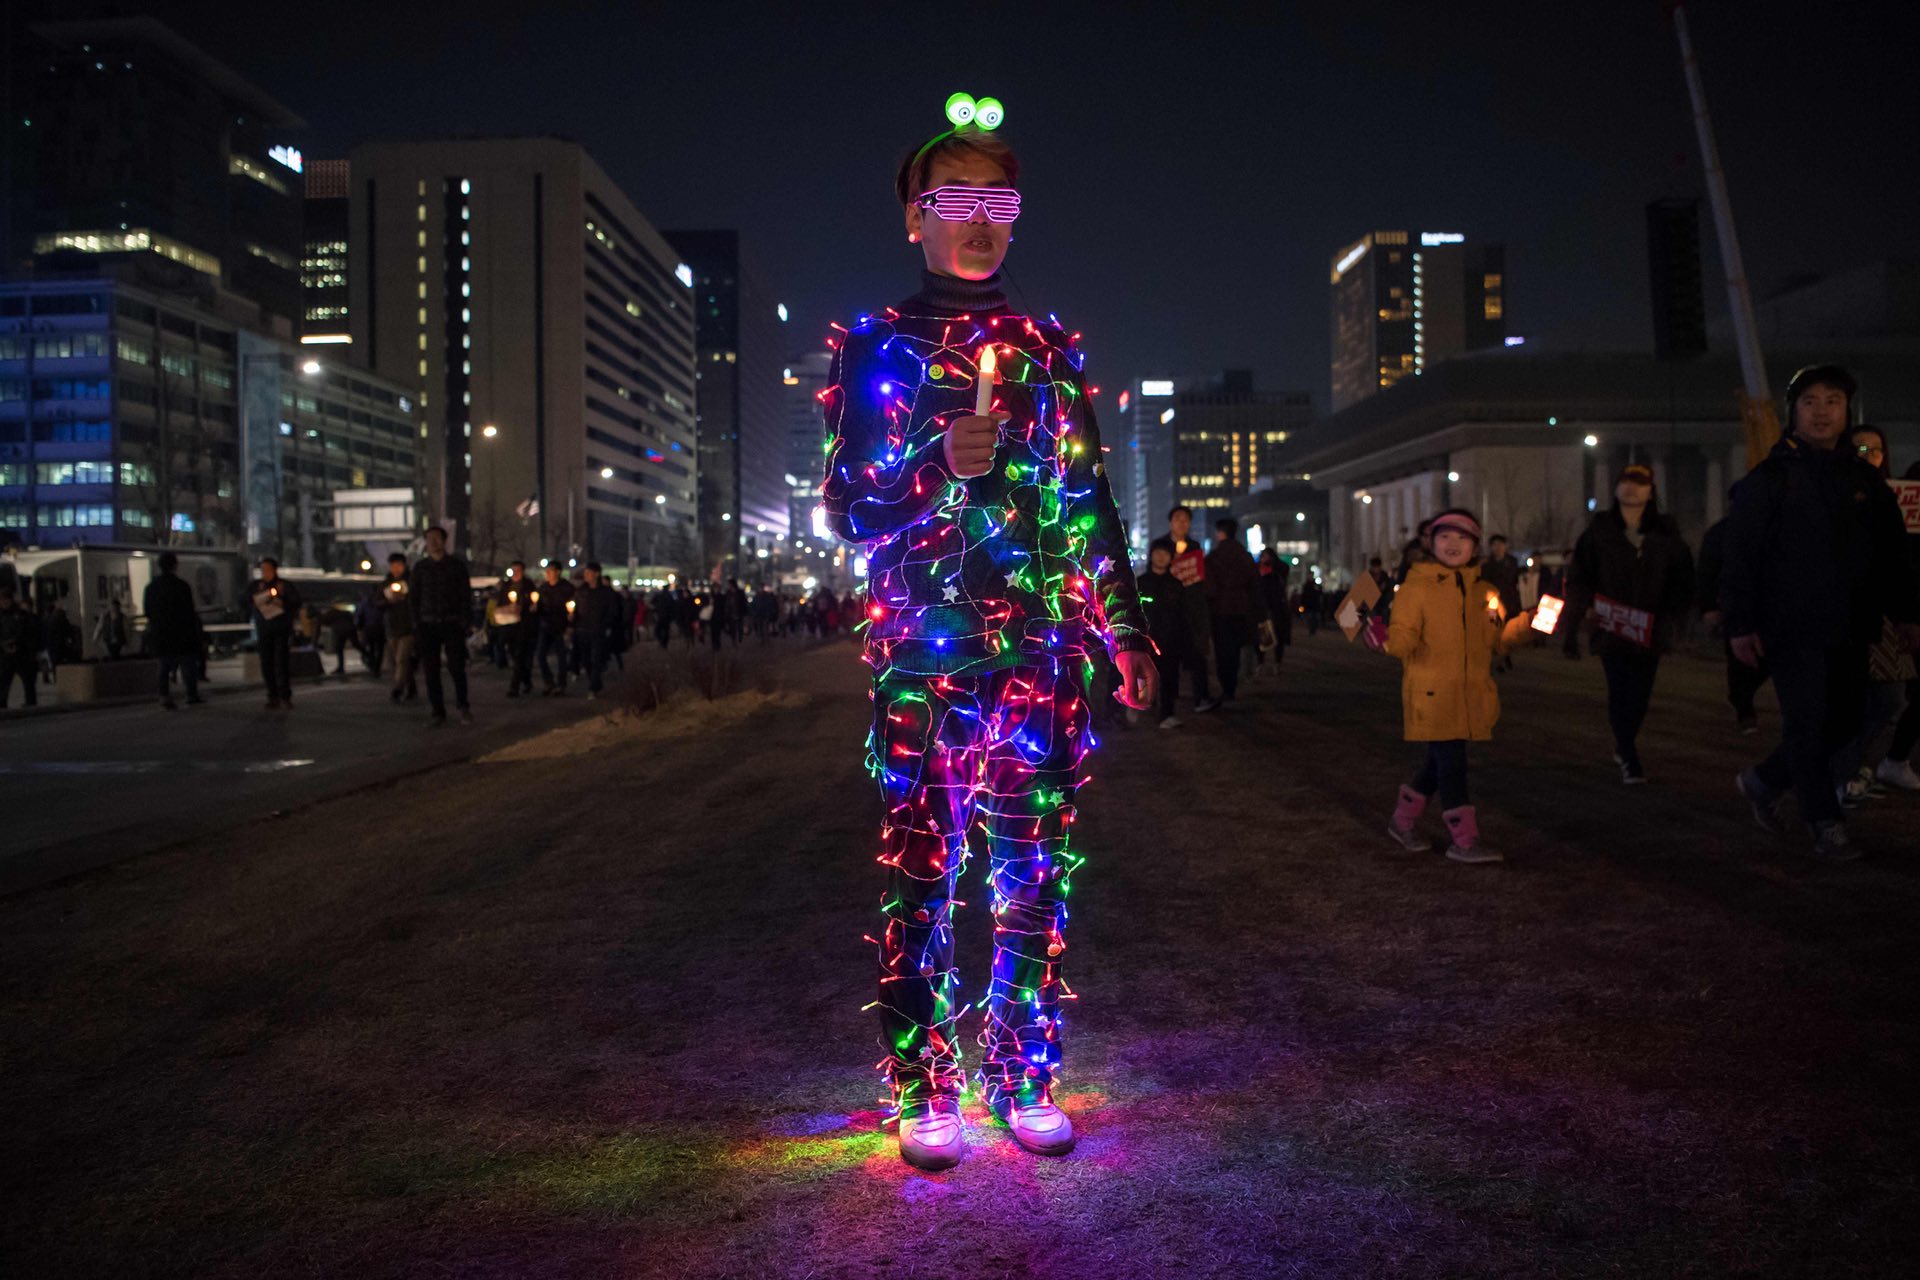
[974,345,996,416]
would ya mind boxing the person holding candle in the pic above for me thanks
[1369,508,1533,862]
[245,557,302,710]
[1561,462,1696,785]
[820,93,1155,1171]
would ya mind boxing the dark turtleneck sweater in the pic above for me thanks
[901,269,1009,316]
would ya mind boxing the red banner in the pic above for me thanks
[1592,594,1653,647]
[1893,479,1920,534]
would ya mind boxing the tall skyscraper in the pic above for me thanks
[301,160,350,348]
[8,18,308,332]
[1115,376,1181,549]
[664,230,790,579]
[783,349,832,549]
[348,138,699,571]
[1329,231,1505,412]
[1170,371,1314,520]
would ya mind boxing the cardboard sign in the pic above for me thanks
[1592,593,1652,647]
[252,589,284,621]
[1893,478,1920,534]
[1336,571,1384,642]
[1531,594,1564,634]
[493,607,521,627]
[1167,540,1205,586]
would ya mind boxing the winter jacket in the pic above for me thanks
[493,574,533,627]
[1203,541,1270,623]
[820,293,1147,677]
[1719,436,1918,651]
[531,577,575,630]
[1258,565,1292,644]
[0,602,37,660]
[1563,510,1696,657]
[1695,519,1729,615]
[141,572,199,656]
[1383,560,1529,742]
[573,581,622,638]
[245,577,302,635]
[409,554,471,628]
[1479,554,1523,617]
[1135,569,1188,656]
[376,573,415,639]
[1149,535,1211,650]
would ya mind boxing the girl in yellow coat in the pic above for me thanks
[1368,509,1534,862]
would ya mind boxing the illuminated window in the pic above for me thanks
[1483,274,1502,289]
[1484,298,1503,320]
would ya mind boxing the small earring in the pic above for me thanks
[908,233,920,243]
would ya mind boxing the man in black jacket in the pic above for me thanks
[1203,516,1273,703]
[1723,366,1920,858]
[1698,510,1769,733]
[531,562,575,694]
[495,560,535,697]
[0,583,40,708]
[572,562,621,697]
[246,557,302,709]
[410,525,473,724]
[142,551,203,709]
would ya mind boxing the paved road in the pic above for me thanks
[0,659,609,894]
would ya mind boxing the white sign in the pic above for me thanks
[269,145,304,173]
[1139,380,1175,397]
[1420,231,1464,246]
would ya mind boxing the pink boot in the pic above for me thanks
[1443,805,1501,864]
[1386,785,1432,851]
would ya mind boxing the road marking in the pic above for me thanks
[0,760,317,775]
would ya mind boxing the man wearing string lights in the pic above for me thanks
[821,94,1158,1171]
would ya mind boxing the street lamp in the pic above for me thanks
[1583,434,1599,447]
[481,423,498,439]
[301,358,322,375]
[601,466,615,479]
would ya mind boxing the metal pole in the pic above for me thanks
[1668,1,1778,467]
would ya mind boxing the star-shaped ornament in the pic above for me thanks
[942,583,960,603]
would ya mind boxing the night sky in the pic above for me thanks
[44,1,1920,407]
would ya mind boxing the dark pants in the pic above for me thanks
[655,620,672,649]
[584,632,610,693]
[1725,636,1771,719]
[1154,646,1184,719]
[416,621,469,714]
[258,627,293,700]
[1600,651,1661,766]
[1411,739,1470,809]
[870,660,1089,1121]
[1889,677,1920,764]
[1751,643,1867,827]
[364,628,386,676]
[537,623,569,689]
[159,653,199,702]
[0,656,35,707]
[1212,616,1250,700]
[495,624,528,692]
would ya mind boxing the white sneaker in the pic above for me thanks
[1158,715,1181,730]
[1876,758,1920,791]
[898,1097,965,1171]
[1002,1099,1076,1156]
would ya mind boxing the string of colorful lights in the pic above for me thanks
[821,300,1149,1125]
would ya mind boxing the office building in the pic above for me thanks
[302,159,351,348]
[1329,231,1505,412]
[9,18,307,332]
[0,276,418,561]
[664,230,790,579]
[1170,371,1314,520]
[347,138,698,572]
[1113,376,1180,550]
[782,349,832,548]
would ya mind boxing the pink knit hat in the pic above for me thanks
[1425,511,1483,543]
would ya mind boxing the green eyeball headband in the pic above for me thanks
[911,91,1007,168]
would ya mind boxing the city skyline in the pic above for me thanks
[20,0,1911,411]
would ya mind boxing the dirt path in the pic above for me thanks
[3,634,1916,1278]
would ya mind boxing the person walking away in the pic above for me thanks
[1481,535,1522,672]
[728,579,749,644]
[1698,506,1769,734]
[1370,509,1534,863]
[94,599,129,660]
[1138,542,1191,728]
[247,558,302,709]
[1203,516,1272,702]
[1722,366,1920,860]
[1150,504,1216,712]
[494,560,534,697]
[411,525,474,725]
[356,579,387,678]
[532,562,575,694]
[0,584,40,707]
[673,584,695,646]
[141,552,203,709]
[1255,548,1292,676]
[1830,426,1916,804]
[1561,462,1696,785]
[651,584,675,649]
[572,562,621,698]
